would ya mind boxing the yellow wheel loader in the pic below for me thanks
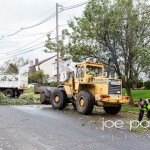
[40,61,129,115]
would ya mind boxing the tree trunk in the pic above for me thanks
[126,82,134,104]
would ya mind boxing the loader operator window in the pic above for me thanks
[86,65,102,76]
[76,66,80,78]
[81,66,84,78]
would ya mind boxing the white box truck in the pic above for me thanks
[0,73,28,98]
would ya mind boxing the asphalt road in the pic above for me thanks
[0,105,149,150]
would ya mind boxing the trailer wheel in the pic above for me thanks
[50,89,67,110]
[4,89,14,98]
[76,91,95,115]
[103,105,121,115]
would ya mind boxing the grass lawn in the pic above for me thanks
[122,89,150,101]
[24,87,34,93]
[121,105,139,113]
[122,89,150,112]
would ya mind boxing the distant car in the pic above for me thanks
[27,83,38,88]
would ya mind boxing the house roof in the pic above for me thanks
[33,55,57,66]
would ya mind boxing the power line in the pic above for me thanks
[0,1,87,39]
[0,24,67,40]
[0,24,68,56]
[0,46,44,60]
[0,28,55,56]
[63,1,88,10]
[0,32,48,38]
[1,42,45,56]
[0,27,17,31]
[0,36,59,60]
[0,10,62,40]
[0,1,88,60]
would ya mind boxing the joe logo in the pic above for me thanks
[102,118,150,131]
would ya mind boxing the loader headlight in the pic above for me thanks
[110,80,120,85]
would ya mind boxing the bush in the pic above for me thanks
[0,92,5,101]
[136,81,143,88]
[29,70,49,84]
[144,81,150,89]
[50,82,58,87]
[122,80,143,89]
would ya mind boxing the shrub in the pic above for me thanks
[29,70,49,84]
[122,80,143,89]
[144,81,150,89]
[0,92,5,101]
[136,81,143,88]
[50,82,58,87]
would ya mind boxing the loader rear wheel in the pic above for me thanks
[103,105,121,115]
[76,91,95,115]
[50,89,67,110]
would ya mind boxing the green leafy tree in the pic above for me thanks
[28,70,49,84]
[5,63,19,74]
[45,0,150,104]
[0,57,29,74]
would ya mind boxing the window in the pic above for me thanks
[86,65,102,76]
[81,66,84,78]
[76,66,81,78]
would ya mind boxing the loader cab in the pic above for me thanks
[75,62,104,83]
[86,65,103,76]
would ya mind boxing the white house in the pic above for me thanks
[29,55,57,81]
[29,55,75,82]
[52,59,75,82]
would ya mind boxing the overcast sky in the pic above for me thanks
[0,0,86,65]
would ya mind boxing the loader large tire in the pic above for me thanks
[50,89,67,110]
[76,91,95,115]
[103,105,121,115]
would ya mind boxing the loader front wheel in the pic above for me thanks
[50,89,67,110]
[76,91,94,115]
[103,105,121,115]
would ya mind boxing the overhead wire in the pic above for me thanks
[0,36,60,60]
[0,28,56,56]
[62,1,88,10]
[0,1,87,39]
[0,1,88,60]
[0,10,62,39]
[0,24,68,55]
[0,24,68,40]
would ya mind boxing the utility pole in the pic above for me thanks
[56,3,59,85]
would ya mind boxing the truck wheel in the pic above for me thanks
[103,105,121,115]
[15,90,21,98]
[50,89,67,110]
[76,91,95,115]
[4,89,14,98]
